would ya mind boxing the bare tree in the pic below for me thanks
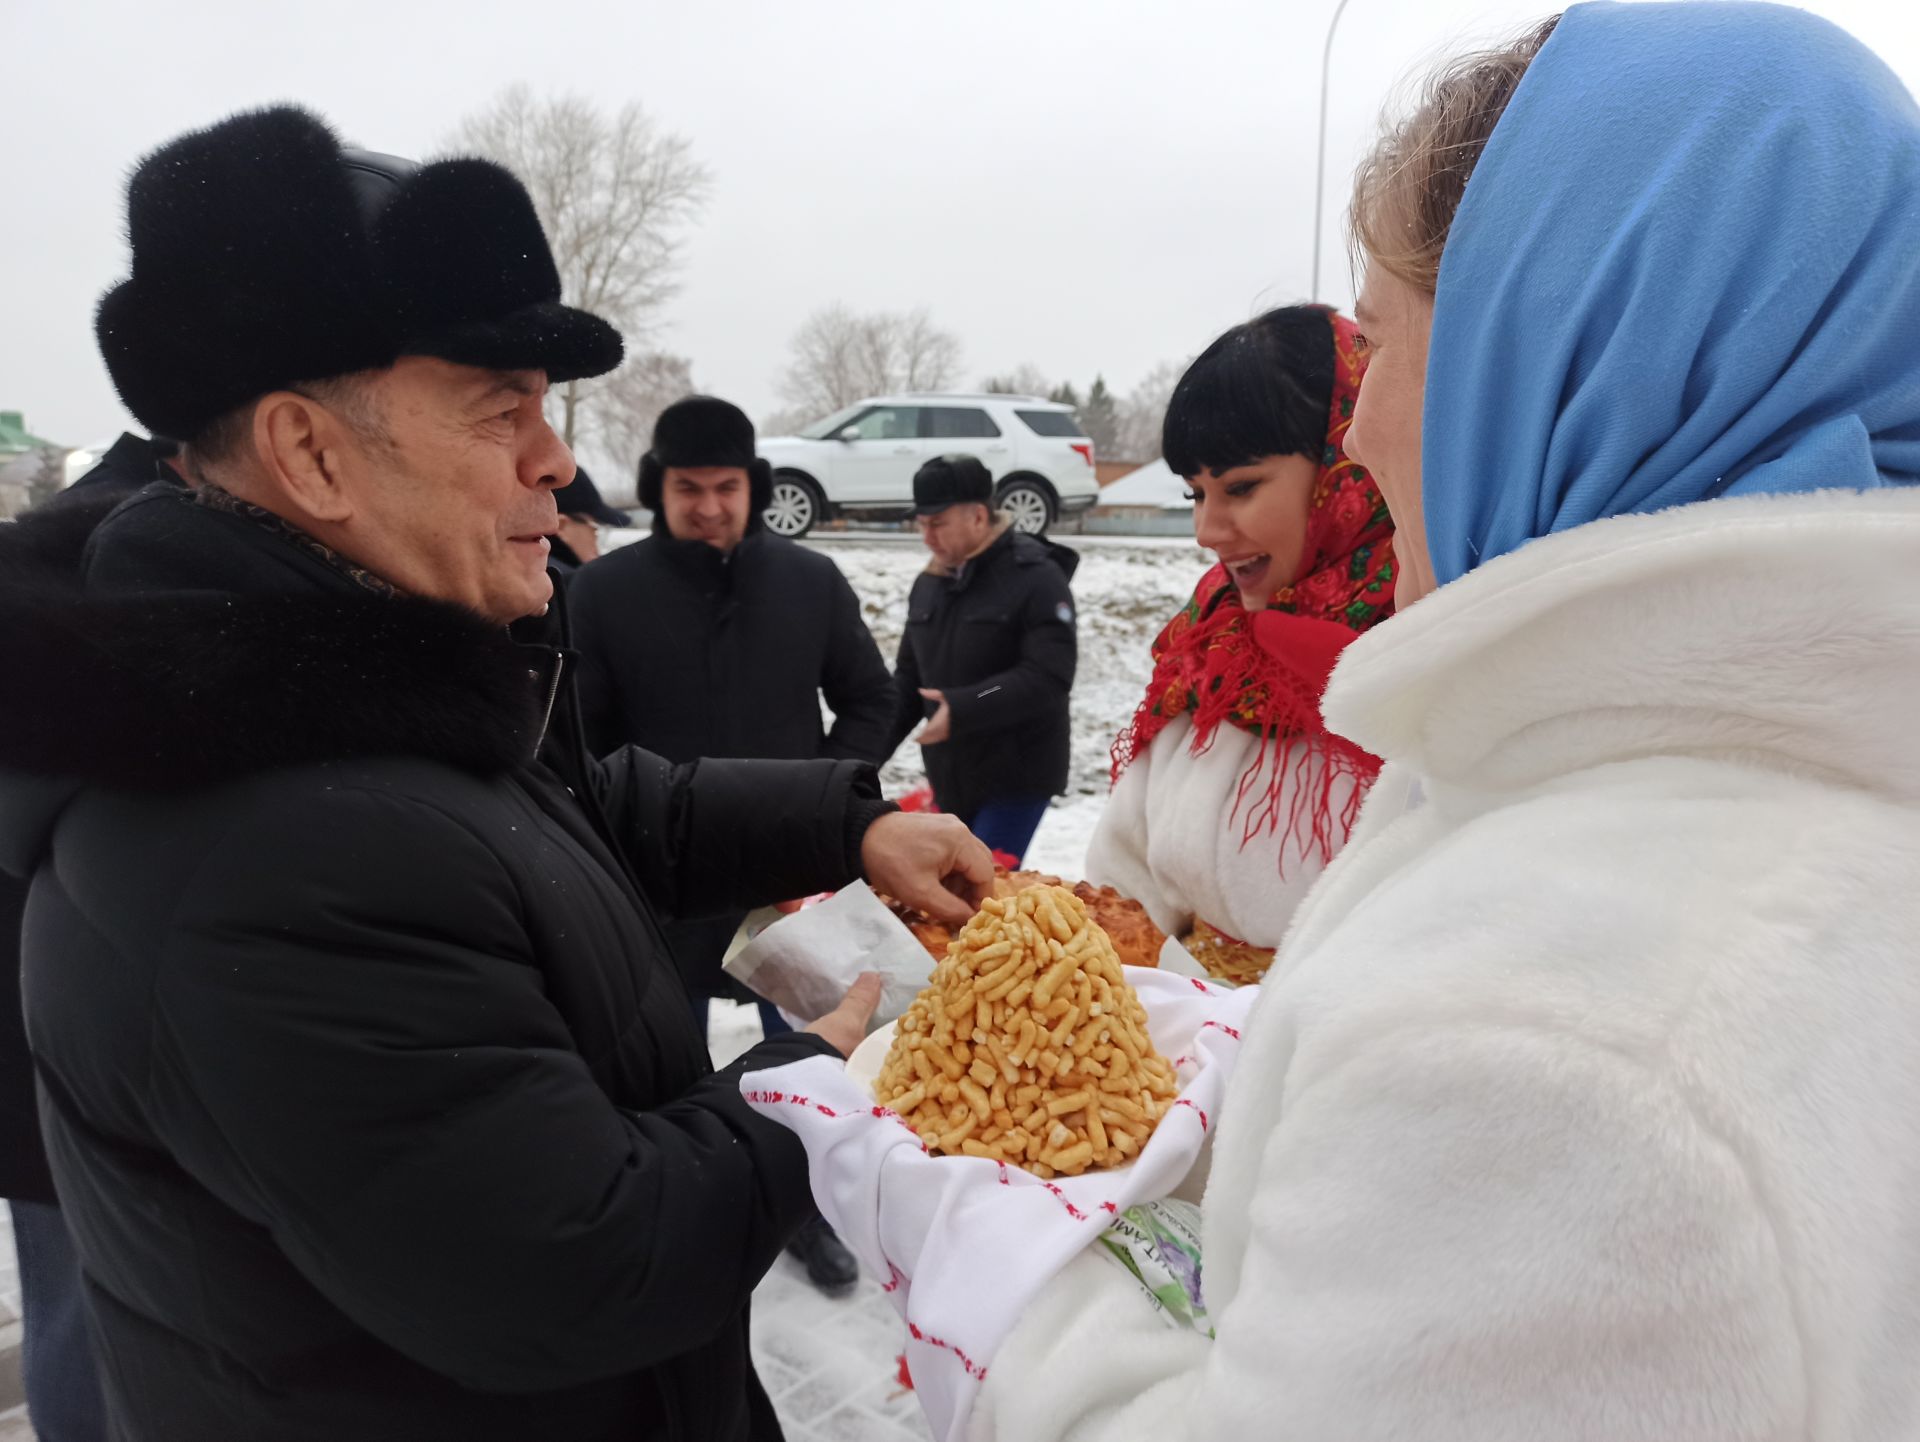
[777,304,962,417]
[446,86,712,450]
[592,351,697,503]
[981,363,1053,397]
[1113,359,1190,462]
[757,406,817,439]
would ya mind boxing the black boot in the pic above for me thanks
[786,1216,859,1298]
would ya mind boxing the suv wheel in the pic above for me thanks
[764,474,823,538]
[997,479,1054,535]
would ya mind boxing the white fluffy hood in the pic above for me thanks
[1324,487,1920,802]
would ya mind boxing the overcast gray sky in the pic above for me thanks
[7,0,1917,454]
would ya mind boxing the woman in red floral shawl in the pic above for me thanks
[1087,305,1394,982]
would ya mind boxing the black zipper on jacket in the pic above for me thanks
[533,651,566,754]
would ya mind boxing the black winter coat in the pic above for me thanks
[0,876,39,1204]
[568,531,896,1001]
[0,485,885,1442]
[889,524,1079,822]
[0,435,175,1204]
[569,530,895,767]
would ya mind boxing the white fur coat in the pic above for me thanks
[1085,720,1355,950]
[972,488,1920,1440]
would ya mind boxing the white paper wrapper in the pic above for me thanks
[722,882,935,1027]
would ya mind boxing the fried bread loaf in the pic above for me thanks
[873,885,1179,1177]
[882,867,1166,969]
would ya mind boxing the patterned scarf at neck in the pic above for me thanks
[1111,310,1395,866]
[195,483,400,599]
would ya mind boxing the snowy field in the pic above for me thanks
[808,532,1206,876]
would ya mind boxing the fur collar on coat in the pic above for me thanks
[0,485,549,795]
[1322,485,1920,803]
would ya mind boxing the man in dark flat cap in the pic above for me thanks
[889,454,1079,865]
[0,105,987,1442]
[547,463,629,570]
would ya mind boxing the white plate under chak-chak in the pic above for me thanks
[844,1020,899,1099]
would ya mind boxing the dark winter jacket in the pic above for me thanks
[889,522,1079,822]
[0,877,40,1205]
[0,483,887,1442]
[568,531,896,1002]
[570,530,895,767]
[0,437,177,1205]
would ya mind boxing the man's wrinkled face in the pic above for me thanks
[661,466,752,552]
[325,358,574,623]
[916,503,993,569]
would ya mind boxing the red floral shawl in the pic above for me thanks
[1111,309,1396,864]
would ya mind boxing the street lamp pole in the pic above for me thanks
[1310,0,1354,301]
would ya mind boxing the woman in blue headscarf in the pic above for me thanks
[965,5,1920,1437]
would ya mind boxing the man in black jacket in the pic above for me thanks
[889,455,1080,864]
[568,395,894,1295]
[571,396,894,770]
[0,106,987,1442]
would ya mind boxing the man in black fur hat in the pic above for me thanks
[0,105,989,1442]
[568,395,895,1297]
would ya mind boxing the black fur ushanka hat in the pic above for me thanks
[95,105,624,441]
[637,396,772,517]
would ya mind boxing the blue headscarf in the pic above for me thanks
[1422,1,1920,586]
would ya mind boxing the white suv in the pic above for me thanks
[757,394,1099,538]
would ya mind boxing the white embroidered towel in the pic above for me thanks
[741,967,1256,1441]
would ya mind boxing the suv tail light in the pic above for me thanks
[1069,442,1095,467]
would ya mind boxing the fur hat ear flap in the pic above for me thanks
[637,452,664,515]
[748,458,773,519]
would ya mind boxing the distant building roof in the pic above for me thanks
[0,411,55,456]
[1094,458,1190,509]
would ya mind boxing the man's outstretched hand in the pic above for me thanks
[915,688,952,746]
[805,972,884,1058]
[861,811,993,926]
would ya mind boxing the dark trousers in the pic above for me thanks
[962,796,1053,867]
[10,1199,106,1442]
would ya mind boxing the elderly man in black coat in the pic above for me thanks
[0,107,987,1442]
[567,395,896,1294]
